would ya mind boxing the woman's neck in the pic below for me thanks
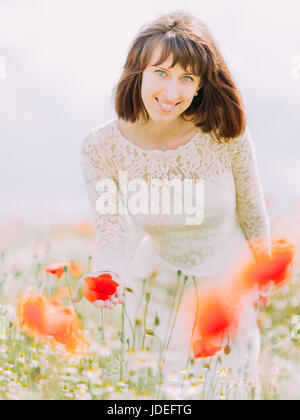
[118,117,197,149]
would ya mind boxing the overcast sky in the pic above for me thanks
[0,0,299,222]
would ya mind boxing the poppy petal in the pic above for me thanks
[83,287,100,303]
[192,339,223,358]
[84,274,119,295]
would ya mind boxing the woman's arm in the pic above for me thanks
[80,128,137,285]
[227,126,272,259]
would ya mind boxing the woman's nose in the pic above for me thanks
[161,82,181,103]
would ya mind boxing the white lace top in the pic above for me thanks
[81,118,271,280]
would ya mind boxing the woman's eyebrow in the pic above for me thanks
[151,65,195,76]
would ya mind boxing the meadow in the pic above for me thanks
[0,208,299,400]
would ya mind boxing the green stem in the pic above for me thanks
[185,275,200,370]
[142,293,151,350]
[150,311,159,349]
[87,256,92,273]
[134,278,147,323]
[156,274,189,399]
[119,300,125,381]
[64,266,81,319]
[205,332,225,400]
[162,270,181,350]
[164,275,189,359]
[100,308,105,343]
[201,359,212,399]
[35,262,41,280]
[124,303,135,351]
[152,333,164,399]
[180,275,200,393]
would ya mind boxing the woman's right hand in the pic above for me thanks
[71,271,124,309]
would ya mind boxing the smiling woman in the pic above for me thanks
[144,46,201,116]
[136,43,202,144]
[116,40,203,150]
[113,12,246,144]
[77,10,272,400]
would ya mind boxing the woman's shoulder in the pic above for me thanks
[81,119,119,157]
[226,124,253,152]
[84,118,116,143]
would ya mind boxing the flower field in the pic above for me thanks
[0,210,299,400]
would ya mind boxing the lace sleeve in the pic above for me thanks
[80,130,138,281]
[227,126,272,258]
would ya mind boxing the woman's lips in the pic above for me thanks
[155,97,180,111]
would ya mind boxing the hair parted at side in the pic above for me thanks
[112,10,246,143]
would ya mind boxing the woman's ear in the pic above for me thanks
[195,86,202,96]
[196,83,202,94]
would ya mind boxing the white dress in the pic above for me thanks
[80,118,272,400]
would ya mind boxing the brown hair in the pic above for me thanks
[112,10,246,143]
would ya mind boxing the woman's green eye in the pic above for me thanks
[155,70,194,82]
[155,70,166,77]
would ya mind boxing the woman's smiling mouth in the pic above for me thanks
[155,97,180,112]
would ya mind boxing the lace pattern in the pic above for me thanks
[80,118,271,277]
[227,126,272,257]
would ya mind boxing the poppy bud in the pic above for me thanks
[224,344,231,355]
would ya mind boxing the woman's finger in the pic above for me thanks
[115,291,123,303]
[109,296,118,305]
[115,289,124,303]
[105,301,114,309]
[116,285,124,297]
[71,278,85,303]
[93,300,105,308]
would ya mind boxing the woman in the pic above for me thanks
[73,11,271,399]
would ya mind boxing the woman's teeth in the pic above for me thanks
[156,98,179,110]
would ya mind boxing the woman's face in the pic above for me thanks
[141,43,201,124]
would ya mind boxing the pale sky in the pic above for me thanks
[0,0,299,222]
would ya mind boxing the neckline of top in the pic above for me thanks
[112,118,207,154]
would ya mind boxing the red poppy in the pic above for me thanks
[253,294,269,311]
[44,261,85,282]
[192,339,223,358]
[83,273,119,303]
[44,262,67,281]
[196,289,239,340]
[183,236,295,360]
[238,237,295,293]
[17,292,89,356]
[268,238,295,289]
[18,294,46,333]
[68,262,84,279]
[73,222,95,236]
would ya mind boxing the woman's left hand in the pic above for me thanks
[72,271,124,309]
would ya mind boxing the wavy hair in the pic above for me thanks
[112,10,246,143]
